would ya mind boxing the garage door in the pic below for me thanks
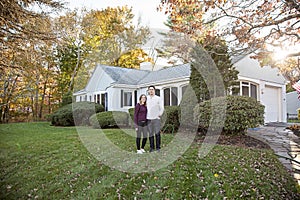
[263,86,280,122]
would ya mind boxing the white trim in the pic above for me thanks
[139,77,190,88]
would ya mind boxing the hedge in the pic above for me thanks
[161,106,180,134]
[128,108,135,128]
[128,106,180,134]
[50,102,104,126]
[89,111,129,128]
[194,95,265,135]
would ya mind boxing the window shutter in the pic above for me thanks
[121,90,123,108]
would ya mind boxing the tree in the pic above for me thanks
[113,48,153,69]
[0,0,63,70]
[159,0,300,69]
[1,12,59,122]
[53,9,87,96]
[190,36,239,102]
[156,31,195,64]
[81,6,151,67]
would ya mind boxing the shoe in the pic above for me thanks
[149,149,154,153]
[156,149,160,153]
[140,149,146,153]
[137,150,143,154]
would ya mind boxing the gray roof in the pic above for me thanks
[99,63,191,86]
[101,65,137,81]
[101,65,151,85]
[234,55,286,84]
[138,63,191,84]
[95,54,286,88]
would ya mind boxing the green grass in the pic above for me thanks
[288,119,300,123]
[0,122,299,199]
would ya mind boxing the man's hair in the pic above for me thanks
[148,85,155,90]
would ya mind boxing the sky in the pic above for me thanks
[64,0,169,30]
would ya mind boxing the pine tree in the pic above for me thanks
[190,36,239,102]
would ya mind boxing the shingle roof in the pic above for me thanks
[100,65,150,85]
[138,63,191,84]
[101,65,136,81]
[100,63,191,86]
[234,55,286,84]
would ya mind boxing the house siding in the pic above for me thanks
[74,58,287,122]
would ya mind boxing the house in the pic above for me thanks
[74,55,288,123]
[286,91,300,119]
[233,55,287,122]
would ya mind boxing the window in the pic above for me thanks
[121,90,132,107]
[241,82,257,99]
[101,93,106,108]
[171,87,178,105]
[182,85,188,97]
[155,89,160,96]
[97,94,100,104]
[164,87,178,106]
[164,88,170,106]
[134,90,137,106]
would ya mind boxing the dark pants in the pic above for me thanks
[136,121,147,150]
[147,119,161,150]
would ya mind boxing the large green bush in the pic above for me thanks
[128,108,135,128]
[161,106,180,134]
[90,111,129,128]
[128,106,180,134]
[50,102,104,126]
[179,85,198,129]
[194,96,265,135]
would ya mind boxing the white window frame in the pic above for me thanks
[163,87,178,106]
[121,90,133,107]
[240,81,258,100]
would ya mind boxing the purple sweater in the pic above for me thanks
[134,103,147,127]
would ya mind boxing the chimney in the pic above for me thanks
[139,62,153,71]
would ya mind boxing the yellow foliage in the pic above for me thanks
[113,49,153,69]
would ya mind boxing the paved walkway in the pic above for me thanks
[247,123,300,185]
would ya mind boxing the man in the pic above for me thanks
[147,85,164,152]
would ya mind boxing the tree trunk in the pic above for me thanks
[68,43,81,93]
[39,82,47,119]
[2,105,9,123]
[1,74,19,123]
[34,74,39,121]
[39,65,50,119]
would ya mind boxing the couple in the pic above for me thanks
[134,85,164,154]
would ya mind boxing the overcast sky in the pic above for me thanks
[64,0,169,29]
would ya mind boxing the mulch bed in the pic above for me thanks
[197,134,271,149]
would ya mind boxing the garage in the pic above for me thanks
[263,86,281,122]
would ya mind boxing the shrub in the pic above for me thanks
[179,85,199,129]
[161,106,180,134]
[129,106,180,134]
[90,111,129,129]
[194,96,264,135]
[50,102,104,126]
[61,92,73,107]
[128,108,135,128]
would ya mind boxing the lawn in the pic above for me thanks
[0,122,299,199]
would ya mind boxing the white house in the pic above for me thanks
[286,91,300,119]
[74,55,288,123]
[232,55,287,122]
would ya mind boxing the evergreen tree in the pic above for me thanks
[190,36,239,102]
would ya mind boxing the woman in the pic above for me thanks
[134,94,148,154]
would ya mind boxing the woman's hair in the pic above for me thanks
[139,94,147,106]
